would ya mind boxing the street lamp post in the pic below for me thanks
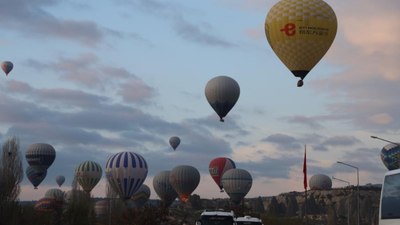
[370,136,400,145]
[337,161,359,225]
[332,176,351,225]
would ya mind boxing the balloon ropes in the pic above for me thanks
[205,76,240,122]
[105,151,148,200]
[265,0,337,87]
[209,157,236,192]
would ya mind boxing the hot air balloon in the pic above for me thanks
[55,175,65,187]
[264,0,337,87]
[221,168,252,205]
[105,151,148,200]
[169,136,181,150]
[26,143,56,171]
[75,160,102,193]
[1,61,13,76]
[44,188,65,202]
[205,76,240,122]
[209,157,236,192]
[309,174,332,190]
[26,166,47,189]
[381,144,400,170]
[94,200,109,218]
[153,170,178,207]
[129,184,151,208]
[170,165,200,203]
[35,198,62,212]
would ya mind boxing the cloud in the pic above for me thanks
[0,0,104,47]
[261,133,302,151]
[284,115,324,129]
[115,0,235,47]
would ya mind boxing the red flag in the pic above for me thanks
[303,145,307,190]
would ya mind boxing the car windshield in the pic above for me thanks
[236,222,262,225]
[201,215,234,225]
[381,173,400,219]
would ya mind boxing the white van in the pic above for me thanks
[235,216,263,225]
[379,168,400,225]
[195,210,236,225]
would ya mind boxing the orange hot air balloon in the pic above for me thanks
[265,0,337,87]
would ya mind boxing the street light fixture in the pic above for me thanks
[332,176,351,225]
[337,161,359,225]
[370,135,400,145]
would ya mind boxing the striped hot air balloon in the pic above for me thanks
[205,76,240,122]
[75,160,102,193]
[44,188,65,202]
[25,143,56,171]
[105,152,148,200]
[35,198,62,212]
[209,157,236,192]
[221,168,252,205]
[153,170,178,207]
[26,166,47,189]
[129,184,151,208]
[170,165,200,203]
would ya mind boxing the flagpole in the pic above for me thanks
[303,144,307,224]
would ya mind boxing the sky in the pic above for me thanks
[0,0,399,201]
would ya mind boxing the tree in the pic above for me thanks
[0,136,23,225]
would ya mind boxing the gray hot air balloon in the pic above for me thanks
[25,143,56,171]
[44,188,65,202]
[170,165,200,203]
[153,170,178,207]
[205,76,240,122]
[309,174,332,190]
[221,168,252,205]
[129,184,151,208]
[56,175,65,187]
[169,136,181,150]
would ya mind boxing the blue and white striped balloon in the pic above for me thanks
[105,152,148,200]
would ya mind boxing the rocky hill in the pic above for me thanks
[181,184,382,225]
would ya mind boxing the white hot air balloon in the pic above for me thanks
[105,152,148,200]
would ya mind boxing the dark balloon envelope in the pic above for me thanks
[1,61,13,76]
[205,76,240,122]
[25,143,56,171]
[26,166,47,189]
[169,136,181,150]
[170,165,200,203]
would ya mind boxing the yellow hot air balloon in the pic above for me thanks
[265,0,337,87]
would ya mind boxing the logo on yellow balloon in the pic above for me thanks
[280,23,296,36]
